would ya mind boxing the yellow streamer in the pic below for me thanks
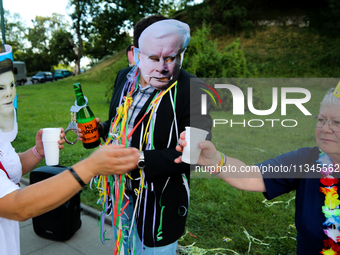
[110,104,124,138]
[143,81,177,145]
[115,96,133,141]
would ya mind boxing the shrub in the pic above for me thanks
[183,22,262,111]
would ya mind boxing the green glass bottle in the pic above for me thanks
[73,83,100,149]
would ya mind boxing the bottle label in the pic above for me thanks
[78,119,100,144]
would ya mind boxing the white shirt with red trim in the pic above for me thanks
[0,142,22,255]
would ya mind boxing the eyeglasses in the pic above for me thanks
[313,115,340,132]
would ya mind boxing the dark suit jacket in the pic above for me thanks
[100,67,212,247]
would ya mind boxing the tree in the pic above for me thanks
[3,11,27,60]
[24,14,71,72]
[69,0,93,75]
[85,0,165,59]
[27,14,69,50]
[68,0,197,64]
[49,29,75,66]
[307,0,340,38]
[158,0,196,17]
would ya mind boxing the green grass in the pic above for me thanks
[15,74,334,254]
[218,26,340,78]
[13,27,340,254]
[180,81,330,254]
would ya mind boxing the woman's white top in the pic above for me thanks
[0,142,22,255]
[0,109,18,143]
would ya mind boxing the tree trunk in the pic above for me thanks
[68,29,83,75]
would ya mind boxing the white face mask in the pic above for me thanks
[136,19,190,89]
[0,45,17,143]
[138,36,183,89]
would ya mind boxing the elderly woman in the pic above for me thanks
[176,88,340,255]
[0,56,140,255]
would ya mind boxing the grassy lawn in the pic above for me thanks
[13,26,340,254]
[14,74,336,254]
[218,26,340,78]
[179,80,334,254]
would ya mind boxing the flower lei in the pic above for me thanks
[319,150,340,255]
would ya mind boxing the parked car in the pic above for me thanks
[54,69,73,80]
[31,72,54,84]
[13,61,27,86]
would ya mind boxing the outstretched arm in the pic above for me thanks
[0,145,139,221]
[18,128,66,175]
[175,131,266,192]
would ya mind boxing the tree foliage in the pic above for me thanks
[49,29,75,66]
[84,0,164,59]
[3,11,26,56]
[69,0,94,74]
[18,14,71,73]
[179,0,254,37]
[27,14,68,51]
[184,23,253,78]
[183,23,262,111]
[307,0,340,38]
[4,0,340,75]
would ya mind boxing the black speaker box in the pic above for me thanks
[29,165,82,241]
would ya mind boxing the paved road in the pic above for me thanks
[19,77,54,86]
[19,178,116,255]
[24,77,33,85]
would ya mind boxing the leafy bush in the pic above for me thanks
[183,22,263,111]
[182,0,254,35]
[243,26,340,78]
[308,0,340,38]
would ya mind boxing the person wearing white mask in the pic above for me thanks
[0,58,16,134]
[98,15,212,255]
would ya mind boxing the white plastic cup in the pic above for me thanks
[42,128,61,135]
[181,126,209,164]
[42,128,61,166]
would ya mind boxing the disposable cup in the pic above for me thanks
[181,127,209,164]
[42,128,62,135]
[42,128,61,166]
[42,134,60,141]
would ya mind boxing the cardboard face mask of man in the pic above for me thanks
[133,19,190,90]
[0,45,17,143]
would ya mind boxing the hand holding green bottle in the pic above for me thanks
[65,83,101,149]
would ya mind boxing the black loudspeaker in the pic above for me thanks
[29,165,82,241]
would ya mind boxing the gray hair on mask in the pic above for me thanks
[138,19,190,53]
